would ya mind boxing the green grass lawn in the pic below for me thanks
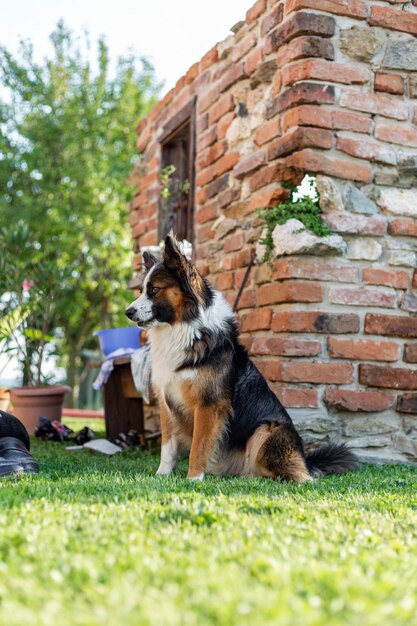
[1,418,417,626]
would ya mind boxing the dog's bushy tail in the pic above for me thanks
[305,442,358,477]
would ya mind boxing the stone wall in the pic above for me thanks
[129,0,417,463]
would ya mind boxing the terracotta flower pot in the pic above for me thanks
[10,385,71,435]
[0,388,10,412]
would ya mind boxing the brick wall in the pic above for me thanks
[129,0,417,463]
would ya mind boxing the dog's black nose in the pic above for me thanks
[125,307,136,320]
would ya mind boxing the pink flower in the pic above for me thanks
[22,279,34,292]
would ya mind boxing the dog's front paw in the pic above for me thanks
[187,472,205,481]
[156,464,173,476]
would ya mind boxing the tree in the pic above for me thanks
[0,22,161,404]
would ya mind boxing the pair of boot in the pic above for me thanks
[0,410,39,476]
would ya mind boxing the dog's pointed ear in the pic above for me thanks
[163,234,188,272]
[142,251,158,272]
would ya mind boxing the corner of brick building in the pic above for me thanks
[129,0,417,463]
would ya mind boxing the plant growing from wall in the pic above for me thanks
[159,164,190,215]
[257,175,332,262]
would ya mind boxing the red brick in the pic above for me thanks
[140,231,157,247]
[323,213,387,236]
[247,186,287,212]
[276,36,334,69]
[208,94,235,125]
[324,388,396,412]
[396,394,417,414]
[329,286,397,309]
[359,364,417,390]
[282,105,371,134]
[370,5,417,36]
[413,270,417,289]
[198,140,226,170]
[332,110,372,133]
[185,62,199,85]
[245,48,264,76]
[363,268,409,290]
[197,127,217,152]
[236,288,256,310]
[267,82,335,118]
[268,127,333,159]
[224,233,245,254]
[285,0,367,19]
[336,136,396,166]
[273,258,358,283]
[261,4,284,36]
[256,280,323,306]
[198,87,220,114]
[339,89,408,121]
[267,362,353,384]
[404,344,417,364]
[328,337,400,362]
[219,63,247,92]
[249,163,285,192]
[205,174,230,200]
[240,309,272,332]
[388,220,417,238]
[266,12,335,55]
[374,73,404,95]
[251,337,321,357]
[234,151,266,178]
[272,311,359,334]
[246,0,267,24]
[196,114,209,134]
[282,59,370,87]
[217,112,235,139]
[195,202,218,225]
[217,187,241,209]
[223,248,253,270]
[365,314,417,338]
[231,33,257,62]
[375,123,417,148]
[270,386,319,408]
[215,272,234,291]
[287,148,372,183]
[254,117,282,146]
[199,46,219,72]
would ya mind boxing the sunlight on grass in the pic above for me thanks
[0,437,416,626]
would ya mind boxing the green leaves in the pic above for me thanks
[258,175,332,262]
[0,22,161,396]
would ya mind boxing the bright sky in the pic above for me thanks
[0,0,248,94]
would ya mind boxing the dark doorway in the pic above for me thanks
[159,99,196,243]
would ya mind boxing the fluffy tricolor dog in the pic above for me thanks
[125,235,358,482]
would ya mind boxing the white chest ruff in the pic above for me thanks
[149,323,198,396]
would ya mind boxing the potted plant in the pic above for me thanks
[0,225,71,434]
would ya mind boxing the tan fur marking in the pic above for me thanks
[187,405,226,478]
[156,285,184,323]
[159,398,172,447]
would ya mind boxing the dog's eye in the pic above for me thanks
[149,286,160,297]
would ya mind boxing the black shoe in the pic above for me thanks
[0,410,30,450]
[0,411,39,477]
[0,437,39,474]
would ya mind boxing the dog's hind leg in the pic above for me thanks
[256,423,313,483]
[156,400,179,475]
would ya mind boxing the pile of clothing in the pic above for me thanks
[35,417,97,444]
